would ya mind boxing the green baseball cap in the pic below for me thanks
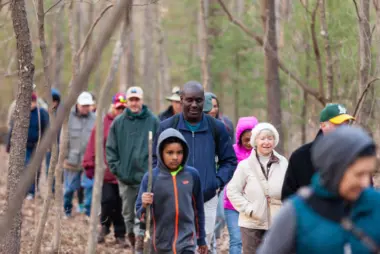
[203,92,213,113]
[320,103,355,124]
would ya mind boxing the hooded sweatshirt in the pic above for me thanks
[136,128,206,254]
[224,116,258,210]
[257,126,380,254]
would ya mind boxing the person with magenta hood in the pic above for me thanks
[223,116,258,254]
[258,126,380,254]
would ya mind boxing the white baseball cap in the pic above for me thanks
[126,86,143,100]
[77,91,95,106]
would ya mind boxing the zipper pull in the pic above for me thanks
[192,131,194,137]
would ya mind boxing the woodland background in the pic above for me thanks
[0,0,380,253]
[0,0,379,154]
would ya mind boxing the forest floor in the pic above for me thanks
[0,145,230,254]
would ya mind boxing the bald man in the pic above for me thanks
[152,81,237,249]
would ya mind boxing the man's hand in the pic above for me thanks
[198,245,208,254]
[142,192,154,208]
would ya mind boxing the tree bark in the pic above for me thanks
[141,3,155,108]
[51,120,68,253]
[357,0,372,125]
[319,0,334,101]
[199,0,210,90]
[0,0,132,239]
[50,0,65,90]
[156,2,170,111]
[126,25,135,88]
[1,0,35,252]
[86,3,132,253]
[261,0,283,153]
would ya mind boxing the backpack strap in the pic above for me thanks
[169,114,180,129]
[205,114,220,155]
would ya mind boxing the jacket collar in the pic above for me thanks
[124,105,149,119]
[176,113,210,132]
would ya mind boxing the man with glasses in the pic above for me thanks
[158,86,182,121]
[281,103,355,201]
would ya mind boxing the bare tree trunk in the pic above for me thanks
[50,0,65,90]
[119,51,128,90]
[1,0,35,252]
[319,0,334,101]
[234,0,244,17]
[199,0,210,90]
[86,3,132,253]
[51,121,68,253]
[32,0,60,251]
[156,2,170,111]
[261,0,283,153]
[68,0,80,84]
[357,0,372,125]
[0,0,132,240]
[126,26,135,88]
[141,3,155,108]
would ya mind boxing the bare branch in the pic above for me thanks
[0,0,131,239]
[76,3,114,57]
[85,4,132,253]
[44,0,63,15]
[353,78,380,118]
[199,0,210,89]
[353,0,362,21]
[217,0,326,105]
[310,0,325,99]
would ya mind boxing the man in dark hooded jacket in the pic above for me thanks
[281,103,355,201]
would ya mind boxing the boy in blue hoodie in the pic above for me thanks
[136,128,207,254]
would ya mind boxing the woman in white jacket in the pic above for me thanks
[227,123,288,253]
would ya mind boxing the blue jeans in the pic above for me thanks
[63,170,83,215]
[25,147,40,196]
[225,209,242,254]
[81,173,93,217]
[211,189,226,253]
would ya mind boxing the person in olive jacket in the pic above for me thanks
[106,86,159,249]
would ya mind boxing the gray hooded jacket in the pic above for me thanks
[136,128,206,253]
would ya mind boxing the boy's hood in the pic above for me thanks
[235,116,259,144]
[157,128,189,171]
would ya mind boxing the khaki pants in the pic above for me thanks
[204,195,219,248]
[118,181,139,235]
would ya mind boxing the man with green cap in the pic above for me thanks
[281,103,355,201]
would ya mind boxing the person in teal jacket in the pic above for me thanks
[106,86,159,250]
[258,126,380,254]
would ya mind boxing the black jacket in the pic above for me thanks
[281,130,323,201]
[158,106,175,121]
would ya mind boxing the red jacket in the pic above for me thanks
[82,113,118,184]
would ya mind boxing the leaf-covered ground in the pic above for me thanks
[0,145,230,253]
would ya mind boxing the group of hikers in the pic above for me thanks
[6,81,380,253]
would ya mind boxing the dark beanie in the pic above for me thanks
[311,126,376,194]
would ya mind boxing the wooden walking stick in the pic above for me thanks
[144,131,153,254]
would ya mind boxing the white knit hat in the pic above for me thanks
[250,122,280,148]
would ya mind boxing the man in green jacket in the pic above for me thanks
[106,86,159,249]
